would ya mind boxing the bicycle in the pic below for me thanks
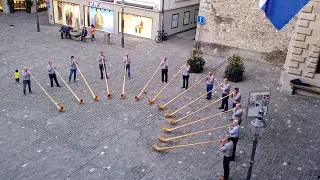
[155,30,168,43]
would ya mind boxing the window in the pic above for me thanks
[183,11,190,26]
[171,13,179,29]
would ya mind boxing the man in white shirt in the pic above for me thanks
[160,57,168,83]
[219,136,233,180]
[98,51,108,79]
[123,53,131,79]
[232,87,241,108]
[182,61,190,89]
[205,72,214,100]
[219,78,232,112]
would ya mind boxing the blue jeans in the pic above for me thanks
[91,34,95,41]
[69,69,77,82]
[126,64,131,78]
[206,84,213,99]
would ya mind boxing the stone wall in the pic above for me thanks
[196,0,296,56]
[281,0,320,93]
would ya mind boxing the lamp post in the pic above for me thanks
[121,0,125,48]
[246,107,267,180]
[36,0,40,32]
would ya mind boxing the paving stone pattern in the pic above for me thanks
[0,12,319,180]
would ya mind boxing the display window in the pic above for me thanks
[0,0,3,11]
[84,6,114,33]
[12,0,46,10]
[53,1,80,27]
[118,13,152,39]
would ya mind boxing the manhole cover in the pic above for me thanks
[9,24,14,26]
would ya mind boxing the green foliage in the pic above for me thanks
[224,54,245,82]
[187,48,205,73]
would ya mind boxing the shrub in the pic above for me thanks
[224,54,245,82]
[187,48,205,73]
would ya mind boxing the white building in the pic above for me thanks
[46,0,199,40]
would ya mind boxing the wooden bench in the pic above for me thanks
[290,83,320,98]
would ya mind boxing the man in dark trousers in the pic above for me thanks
[205,72,214,100]
[98,51,108,79]
[219,136,234,180]
[69,56,78,83]
[229,120,240,161]
[160,57,168,83]
[47,61,60,87]
[181,61,190,89]
[232,87,241,108]
[22,66,32,95]
[219,78,231,111]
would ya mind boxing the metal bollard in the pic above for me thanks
[104,33,111,45]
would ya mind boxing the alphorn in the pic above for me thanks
[169,93,232,125]
[157,76,206,110]
[148,68,183,104]
[153,139,221,152]
[165,86,220,118]
[120,64,126,99]
[54,69,84,104]
[158,124,229,142]
[102,61,112,99]
[163,109,234,133]
[135,66,160,100]
[30,74,64,111]
[75,64,99,101]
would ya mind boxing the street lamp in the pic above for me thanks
[36,0,40,32]
[121,0,125,48]
[246,107,267,180]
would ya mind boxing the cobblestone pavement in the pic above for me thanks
[0,12,319,180]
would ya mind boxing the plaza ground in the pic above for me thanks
[0,12,319,180]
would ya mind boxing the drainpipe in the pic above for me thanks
[161,0,164,33]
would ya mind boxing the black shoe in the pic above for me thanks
[29,91,32,93]
[182,87,185,89]
[101,77,103,79]
[57,85,61,87]
[23,91,26,95]
[219,107,224,109]
[74,80,76,82]
[205,98,208,99]
[222,110,227,112]
[230,158,235,161]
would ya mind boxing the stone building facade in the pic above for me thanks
[281,0,320,94]
[195,0,296,59]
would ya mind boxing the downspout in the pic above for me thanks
[161,0,165,33]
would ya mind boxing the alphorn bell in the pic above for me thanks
[102,61,112,99]
[75,64,99,101]
[54,68,84,104]
[148,68,183,104]
[120,64,126,99]
[158,125,229,142]
[157,76,206,110]
[169,93,232,125]
[135,66,160,101]
[153,139,221,152]
[163,109,234,133]
[30,74,64,111]
[164,86,220,118]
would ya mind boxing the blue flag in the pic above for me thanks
[259,0,310,30]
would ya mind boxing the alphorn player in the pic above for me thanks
[205,72,214,100]
[181,61,190,90]
[123,53,131,79]
[219,136,233,180]
[231,87,241,108]
[98,51,108,79]
[219,78,231,112]
[22,66,32,95]
[47,61,61,88]
[229,120,240,161]
[160,57,168,83]
[69,56,78,83]
[231,103,243,125]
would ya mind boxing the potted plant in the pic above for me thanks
[187,48,206,73]
[224,54,245,82]
[7,0,15,13]
[25,0,33,13]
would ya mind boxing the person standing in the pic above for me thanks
[90,24,96,42]
[219,78,232,111]
[123,53,131,79]
[22,66,32,95]
[229,120,240,161]
[160,57,168,83]
[232,87,241,108]
[219,136,233,180]
[14,70,20,83]
[205,72,214,100]
[98,52,108,79]
[47,61,61,87]
[69,56,78,83]
[182,61,190,89]
[232,103,244,125]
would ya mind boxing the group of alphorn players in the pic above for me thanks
[17,52,244,180]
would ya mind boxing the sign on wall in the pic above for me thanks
[197,16,205,24]
[247,91,271,117]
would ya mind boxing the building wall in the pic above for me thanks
[196,0,295,54]
[281,0,320,92]
[163,0,199,10]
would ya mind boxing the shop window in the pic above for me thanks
[0,0,3,11]
[84,6,114,33]
[118,13,152,39]
[53,1,80,27]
